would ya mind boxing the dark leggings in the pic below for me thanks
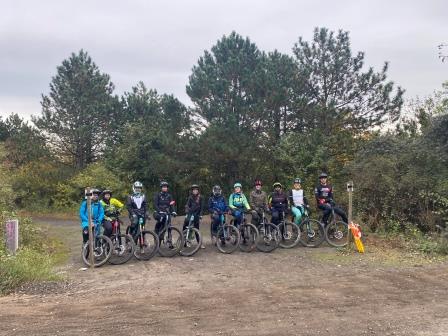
[210,213,224,237]
[128,215,145,237]
[271,209,284,225]
[318,204,348,225]
[154,213,167,236]
[102,220,113,238]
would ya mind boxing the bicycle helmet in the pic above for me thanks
[319,172,328,179]
[254,179,262,186]
[273,182,282,188]
[233,182,242,189]
[191,184,199,190]
[293,178,302,184]
[101,189,112,196]
[212,185,222,196]
[132,181,143,193]
[91,188,101,195]
[160,181,169,188]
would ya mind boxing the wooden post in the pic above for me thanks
[347,181,354,246]
[5,219,19,255]
[85,187,95,268]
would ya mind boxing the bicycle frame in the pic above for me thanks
[259,211,273,236]
[217,213,229,239]
[159,211,174,243]
[185,214,196,240]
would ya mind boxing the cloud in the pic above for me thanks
[1,0,447,119]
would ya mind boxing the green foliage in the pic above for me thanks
[350,107,448,233]
[0,248,59,294]
[0,211,63,294]
[11,160,71,210]
[54,163,129,208]
[34,49,121,170]
[293,27,404,133]
[1,114,49,168]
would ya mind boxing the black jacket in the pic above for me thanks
[314,184,334,205]
[269,191,289,211]
[185,194,203,215]
[126,194,147,217]
[153,192,174,213]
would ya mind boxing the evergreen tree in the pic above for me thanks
[34,50,120,169]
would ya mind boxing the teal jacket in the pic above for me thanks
[228,193,250,210]
[79,200,105,232]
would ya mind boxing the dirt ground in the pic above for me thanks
[1,216,448,336]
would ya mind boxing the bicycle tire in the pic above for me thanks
[158,227,183,257]
[299,219,325,248]
[216,225,240,254]
[256,223,280,253]
[134,230,159,260]
[239,223,259,252]
[82,235,113,267]
[109,233,136,265]
[277,222,300,248]
[325,220,349,247]
[180,227,202,256]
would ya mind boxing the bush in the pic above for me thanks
[0,248,59,294]
[0,211,62,294]
[53,163,129,209]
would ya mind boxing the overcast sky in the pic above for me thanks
[0,0,447,120]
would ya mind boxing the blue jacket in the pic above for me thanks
[79,200,105,231]
[208,195,228,214]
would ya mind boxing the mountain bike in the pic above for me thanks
[82,226,113,267]
[254,210,279,253]
[157,211,184,257]
[108,216,135,265]
[180,214,203,257]
[127,215,159,261]
[216,213,240,254]
[230,211,259,252]
[276,210,300,248]
[294,208,325,248]
[323,205,349,247]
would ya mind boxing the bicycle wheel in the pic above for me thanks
[180,227,202,256]
[109,234,135,265]
[216,225,240,254]
[158,227,183,257]
[299,219,325,248]
[277,222,300,248]
[256,223,280,253]
[239,223,259,252]
[134,230,159,260]
[325,220,349,247]
[82,235,113,267]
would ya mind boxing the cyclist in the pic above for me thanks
[126,181,148,239]
[288,178,310,225]
[153,181,176,236]
[79,188,104,243]
[183,184,205,249]
[268,182,289,225]
[100,189,124,238]
[249,179,268,226]
[228,182,251,227]
[208,185,228,244]
[314,173,348,225]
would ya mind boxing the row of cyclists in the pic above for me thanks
[79,172,348,247]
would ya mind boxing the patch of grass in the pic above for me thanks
[0,248,61,294]
[18,209,78,220]
[0,214,69,295]
[312,232,448,268]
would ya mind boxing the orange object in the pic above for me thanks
[348,222,365,253]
